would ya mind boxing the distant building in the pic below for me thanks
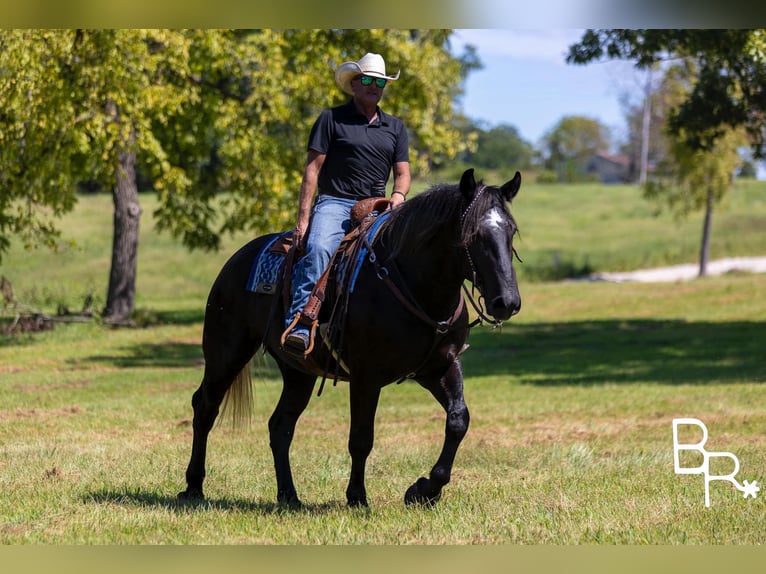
[587,151,633,184]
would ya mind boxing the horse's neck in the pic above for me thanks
[391,236,464,318]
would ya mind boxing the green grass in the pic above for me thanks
[509,178,766,280]
[1,183,765,544]
[2,277,765,544]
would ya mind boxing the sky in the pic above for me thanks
[449,29,766,177]
[449,29,645,149]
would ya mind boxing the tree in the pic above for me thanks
[0,31,82,256]
[643,63,746,277]
[567,29,766,157]
[1,30,259,321]
[617,67,664,184]
[567,31,759,276]
[0,29,474,322]
[540,115,611,182]
[464,123,534,172]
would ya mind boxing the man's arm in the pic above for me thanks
[293,149,326,250]
[390,161,411,208]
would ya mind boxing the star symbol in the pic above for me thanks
[742,480,760,499]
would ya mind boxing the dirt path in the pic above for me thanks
[586,256,766,283]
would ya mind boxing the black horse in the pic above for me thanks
[178,168,522,507]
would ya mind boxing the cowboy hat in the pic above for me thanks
[334,53,400,95]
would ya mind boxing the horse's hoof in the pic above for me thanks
[277,492,303,509]
[347,496,369,508]
[404,477,441,507]
[178,488,204,502]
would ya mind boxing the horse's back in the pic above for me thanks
[214,232,285,288]
[204,232,287,340]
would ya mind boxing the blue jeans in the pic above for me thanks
[286,195,356,328]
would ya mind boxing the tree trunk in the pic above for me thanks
[698,185,714,278]
[639,70,652,185]
[103,148,141,323]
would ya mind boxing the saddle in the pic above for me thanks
[279,197,392,368]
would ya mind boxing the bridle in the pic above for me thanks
[457,184,500,328]
[459,184,524,329]
[316,183,520,392]
[367,183,515,333]
[358,183,516,382]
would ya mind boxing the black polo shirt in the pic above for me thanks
[308,100,409,200]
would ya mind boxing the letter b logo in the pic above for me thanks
[672,418,758,507]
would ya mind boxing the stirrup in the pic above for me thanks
[280,313,317,356]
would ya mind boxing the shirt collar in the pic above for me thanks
[345,100,387,126]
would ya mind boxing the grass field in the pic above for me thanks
[1,178,765,545]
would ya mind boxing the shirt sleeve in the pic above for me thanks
[393,118,410,163]
[307,109,334,154]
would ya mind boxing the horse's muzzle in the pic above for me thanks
[488,293,521,321]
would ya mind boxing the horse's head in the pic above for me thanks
[459,168,522,322]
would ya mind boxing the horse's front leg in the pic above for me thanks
[345,379,381,507]
[405,358,469,506]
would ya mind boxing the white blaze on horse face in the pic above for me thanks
[484,208,506,230]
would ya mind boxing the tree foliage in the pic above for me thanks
[0,30,82,255]
[463,123,534,171]
[644,63,746,216]
[540,115,611,182]
[567,29,766,157]
[0,29,474,264]
[629,61,746,277]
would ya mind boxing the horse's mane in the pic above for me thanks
[379,180,516,258]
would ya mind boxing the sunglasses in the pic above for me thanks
[358,74,387,88]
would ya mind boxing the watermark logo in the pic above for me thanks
[673,418,759,507]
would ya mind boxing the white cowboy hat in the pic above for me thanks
[334,53,400,95]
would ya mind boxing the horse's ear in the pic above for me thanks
[459,168,477,199]
[501,171,522,202]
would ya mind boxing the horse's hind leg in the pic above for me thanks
[178,371,228,500]
[268,363,316,506]
[178,315,258,501]
[405,359,469,506]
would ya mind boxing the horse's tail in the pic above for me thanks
[219,360,253,429]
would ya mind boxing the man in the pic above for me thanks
[283,52,411,354]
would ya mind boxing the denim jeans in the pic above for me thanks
[286,195,357,328]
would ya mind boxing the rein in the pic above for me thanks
[365,183,502,334]
[462,282,501,329]
[361,231,466,335]
[360,229,465,383]
[357,183,508,382]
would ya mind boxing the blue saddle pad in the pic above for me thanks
[247,212,389,297]
[246,233,290,294]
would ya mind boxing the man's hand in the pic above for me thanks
[292,218,309,252]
